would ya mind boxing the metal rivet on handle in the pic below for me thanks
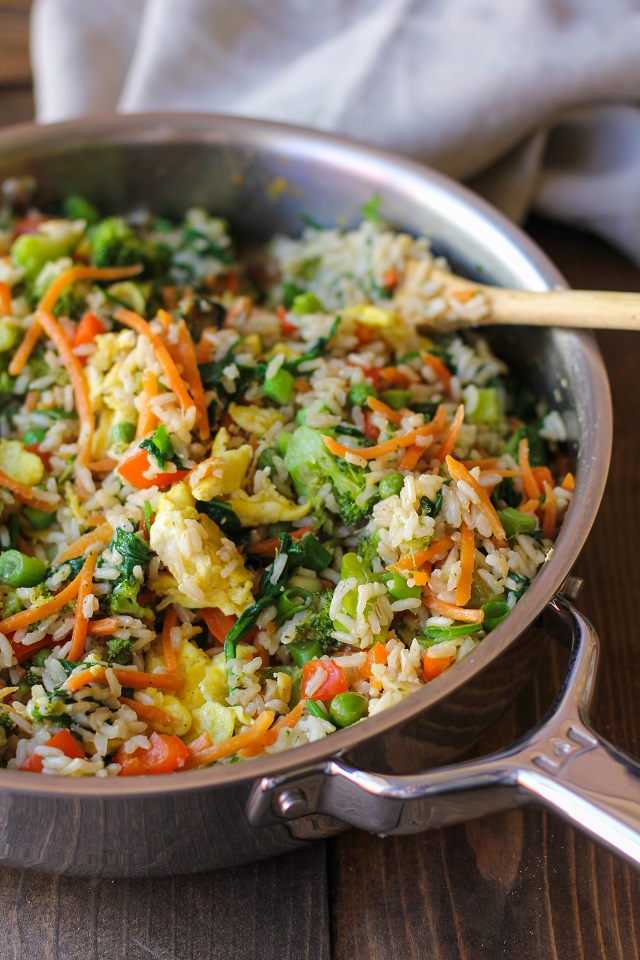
[275,788,308,819]
[560,576,584,603]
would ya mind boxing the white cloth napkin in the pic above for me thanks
[31,0,640,264]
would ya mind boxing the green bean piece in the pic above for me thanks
[306,699,328,719]
[378,389,411,410]
[329,692,368,727]
[289,639,325,668]
[381,570,421,601]
[379,471,404,498]
[263,366,294,404]
[0,550,47,587]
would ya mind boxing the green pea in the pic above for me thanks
[23,506,56,530]
[289,639,324,668]
[110,421,136,445]
[348,383,377,408]
[292,292,324,316]
[0,550,47,587]
[257,448,278,472]
[379,389,411,410]
[379,471,404,499]
[31,646,52,667]
[329,692,368,727]
[22,428,47,447]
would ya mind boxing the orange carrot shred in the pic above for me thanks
[421,352,452,396]
[238,700,306,757]
[35,309,94,467]
[162,607,179,674]
[445,455,506,542]
[0,566,86,635]
[424,594,485,623]
[434,404,465,462]
[135,369,159,440]
[0,281,12,316]
[0,468,57,513]
[9,264,143,376]
[114,308,196,415]
[389,536,455,572]
[400,443,426,471]
[66,667,183,694]
[67,553,97,661]
[542,481,557,540]
[367,395,403,426]
[518,438,540,501]
[323,412,446,462]
[455,523,475,607]
[87,617,120,636]
[55,521,112,566]
[185,711,275,768]
[160,312,210,441]
[118,696,175,729]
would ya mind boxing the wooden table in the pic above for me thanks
[1,6,640,958]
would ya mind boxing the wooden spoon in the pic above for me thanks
[430,267,640,331]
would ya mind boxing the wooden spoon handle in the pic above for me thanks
[431,268,640,331]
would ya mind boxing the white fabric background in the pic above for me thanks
[31,0,640,263]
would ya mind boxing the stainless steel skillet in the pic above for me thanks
[0,114,631,878]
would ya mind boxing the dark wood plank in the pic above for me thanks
[330,221,640,960]
[0,845,331,960]
[0,1,32,85]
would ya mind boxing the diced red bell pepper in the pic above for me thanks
[73,311,106,350]
[301,659,348,702]
[115,732,189,776]
[362,412,380,442]
[20,728,85,772]
[202,608,237,645]
[117,449,189,490]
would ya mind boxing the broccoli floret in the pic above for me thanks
[283,425,373,526]
[102,528,152,619]
[310,589,335,650]
[0,710,14,736]
[106,579,152,620]
[89,217,171,279]
[106,635,136,665]
[356,533,380,566]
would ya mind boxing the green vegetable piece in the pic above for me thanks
[329,691,368,727]
[31,646,52,667]
[2,587,23,618]
[361,194,382,225]
[257,448,278,472]
[481,600,510,630]
[23,506,56,530]
[0,321,19,353]
[196,498,242,541]
[291,534,332,574]
[12,231,81,281]
[144,499,153,536]
[466,387,502,424]
[89,217,171,278]
[22,428,47,446]
[292,292,324,316]
[469,576,501,610]
[281,282,304,309]
[263,366,294,404]
[0,550,47,587]
[379,471,404,499]
[277,432,293,456]
[419,623,483,646]
[381,570,421,601]
[379,389,410,410]
[106,281,147,314]
[106,636,136,665]
[307,699,328,719]
[6,513,19,549]
[139,424,178,469]
[497,507,537,540]
[274,587,313,627]
[348,383,377,408]
[289,639,325,667]
[110,421,136,445]
[63,194,100,224]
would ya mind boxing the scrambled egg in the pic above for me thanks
[188,427,252,500]
[86,330,140,424]
[0,439,44,486]
[144,638,253,743]
[229,475,309,526]
[228,403,283,435]
[149,482,253,616]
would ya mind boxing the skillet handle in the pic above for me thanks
[247,597,640,868]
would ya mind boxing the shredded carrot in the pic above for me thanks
[561,472,575,492]
[196,330,215,363]
[114,308,196,415]
[380,366,410,387]
[66,667,183,694]
[186,732,213,756]
[248,527,316,557]
[532,465,554,490]
[0,565,85,635]
[479,468,521,479]
[421,352,452,396]
[0,468,57,513]
[424,594,485,623]
[35,309,94,467]
[9,264,143,376]
[445,455,506,542]
[55,521,112,565]
[161,606,178,674]
[434,404,465,462]
[462,457,501,470]
[518,438,540,501]
[67,553,97,661]
[293,377,312,393]
[400,443,427,471]
[25,390,39,412]
[239,700,306,757]
[161,312,210,441]
[0,281,12,315]
[542,481,557,540]
[389,536,455,572]
[323,417,444,462]
[455,523,475,607]
[185,710,275,768]
[367,395,403,426]
[520,498,540,515]
[118,696,175,728]
[87,617,120,636]
[135,369,159,440]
